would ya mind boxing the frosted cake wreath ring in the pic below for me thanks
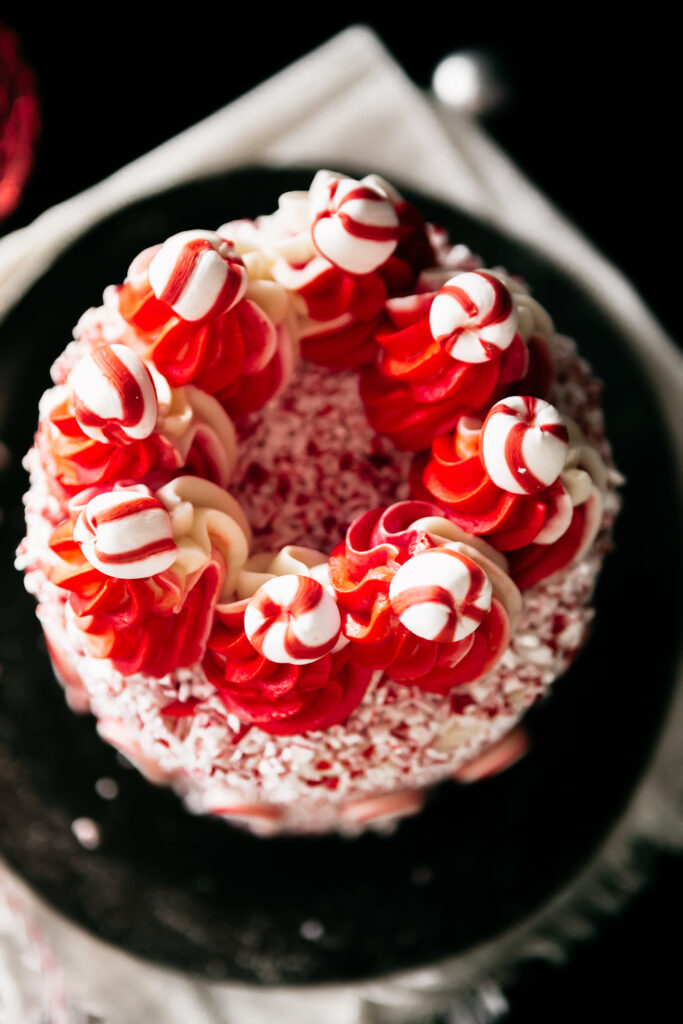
[17,170,621,835]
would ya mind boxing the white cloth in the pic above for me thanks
[1,25,681,1024]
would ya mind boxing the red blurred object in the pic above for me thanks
[0,24,40,221]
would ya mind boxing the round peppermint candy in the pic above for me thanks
[73,487,177,579]
[148,230,248,322]
[389,544,492,643]
[244,574,342,665]
[310,170,400,276]
[71,344,158,445]
[429,270,518,364]
[481,396,569,495]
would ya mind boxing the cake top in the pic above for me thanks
[25,168,608,735]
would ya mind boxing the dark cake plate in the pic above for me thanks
[0,169,681,998]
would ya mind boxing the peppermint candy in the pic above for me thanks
[429,270,518,364]
[310,170,400,275]
[481,396,569,495]
[71,344,158,445]
[148,230,248,322]
[73,487,177,579]
[244,574,341,664]
[389,544,492,643]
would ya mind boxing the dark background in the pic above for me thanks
[2,12,681,1021]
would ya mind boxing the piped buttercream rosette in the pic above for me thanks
[328,501,521,694]
[35,345,238,500]
[222,169,435,370]
[90,231,294,418]
[204,546,371,736]
[361,269,556,451]
[415,396,606,589]
[46,478,251,677]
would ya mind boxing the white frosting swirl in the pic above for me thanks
[155,476,251,600]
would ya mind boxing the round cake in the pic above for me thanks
[16,169,621,836]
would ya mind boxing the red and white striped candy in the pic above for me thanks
[389,544,492,643]
[481,396,569,495]
[310,170,400,275]
[148,230,247,321]
[73,486,177,579]
[429,270,518,364]
[244,574,341,665]
[71,344,158,445]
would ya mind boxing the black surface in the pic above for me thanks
[0,169,681,986]
[3,16,679,348]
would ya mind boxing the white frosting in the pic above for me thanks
[481,396,569,495]
[153,377,238,489]
[309,170,400,275]
[148,230,247,321]
[73,486,177,579]
[155,476,251,600]
[244,573,341,665]
[71,344,158,444]
[389,544,493,643]
[429,270,518,364]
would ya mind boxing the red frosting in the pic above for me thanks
[204,600,372,735]
[327,501,513,693]
[298,267,387,369]
[416,424,599,589]
[47,513,223,678]
[35,395,225,502]
[296,199,436,370]
[360,292,553,451]
[113,265,286,417]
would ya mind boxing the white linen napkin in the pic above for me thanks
[1,25,681,1024]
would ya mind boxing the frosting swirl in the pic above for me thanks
[327,501,520,693]
[204,546,370,735]
[105,236,293,417]
[361,268,556,452]
[47,477,251,677]
[35,362,238,501]
[222,170,435,370]
[417,400,606,588]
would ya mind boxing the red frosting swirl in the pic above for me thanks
[415,424,598,589]
[360,292,553,451]
[294,199,436,370]
[112,258,286,417]
[297,266,387,369]
[47,510,223,678]
[35,395,224,502]
[204,600,372,735]
[327,501,513,693]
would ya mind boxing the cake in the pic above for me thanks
[16,169,621,836]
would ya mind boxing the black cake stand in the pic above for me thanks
[0,169,681,991]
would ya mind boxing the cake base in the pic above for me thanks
[1,168,681,984]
